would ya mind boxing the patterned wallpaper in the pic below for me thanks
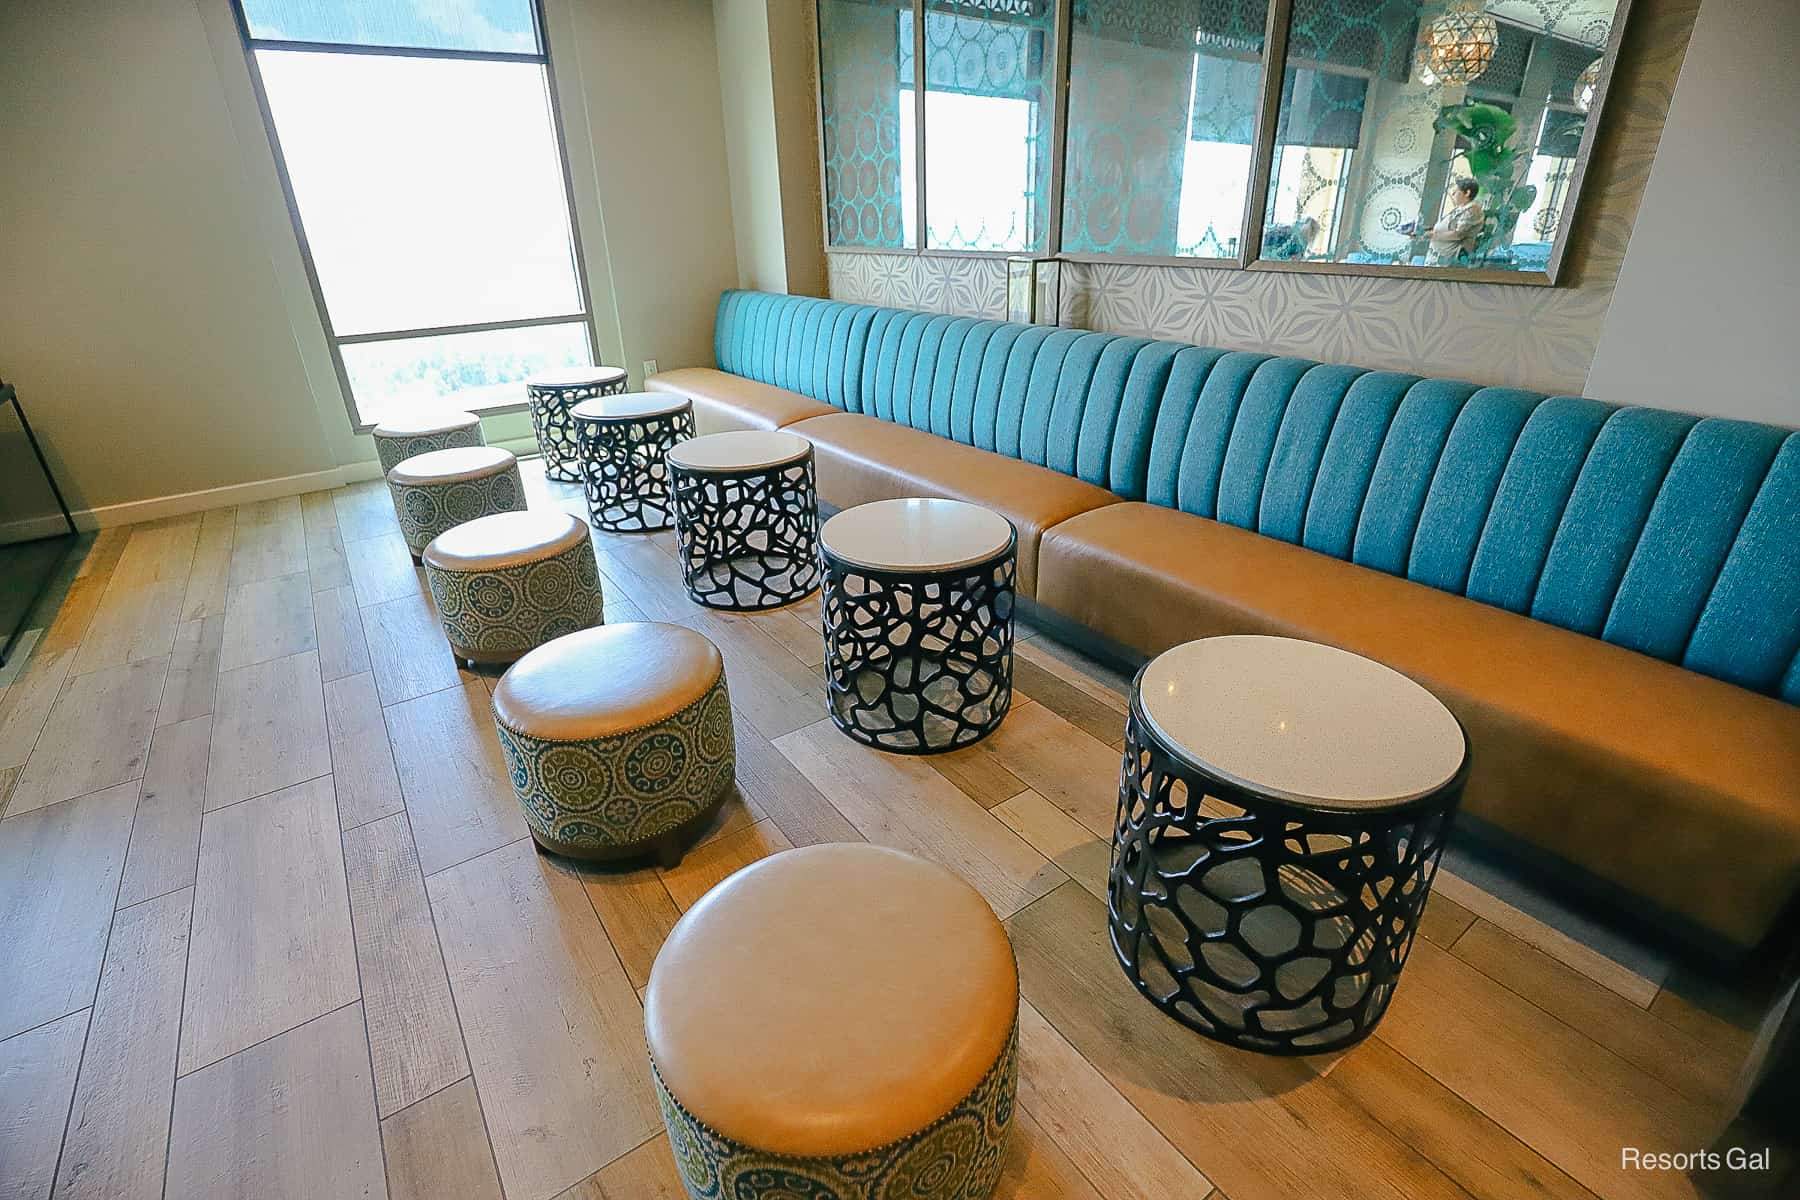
[825,0,1699,397]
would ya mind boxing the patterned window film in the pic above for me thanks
[817,0,1625,281]
[906,1,1056,252]
[1061,0,1272,260]
[819,0,913,248]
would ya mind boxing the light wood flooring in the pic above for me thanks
[0,462,1768,1200]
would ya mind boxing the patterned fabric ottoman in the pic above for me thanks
[370,410,484,474]
[386,446,526,557]
[490,623,735,863]
[422,510,604,666]
[645,844,1018,1200]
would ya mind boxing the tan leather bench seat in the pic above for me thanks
[790,411,1121,598]
[1036,502,1800,952]
[648,367,835,433]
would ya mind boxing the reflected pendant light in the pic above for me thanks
[1574,56,1604,112]
[1419,1,1500,87]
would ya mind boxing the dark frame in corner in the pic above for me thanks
[0,381,79,668]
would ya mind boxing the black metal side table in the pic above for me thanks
[526,366,628,483]
[667,430,819,611]
[1108,635,1467,1055]
[571,393,695,533]
[0,381,79,667]
[819,498,1016,754]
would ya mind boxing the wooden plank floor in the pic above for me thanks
[0,462,1762,1200]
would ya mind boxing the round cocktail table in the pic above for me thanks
[667,430,819,611]
[571,392,695,533]
[819,497,1016,755]
[1108,635,1467,1054]
[526,366,629,483]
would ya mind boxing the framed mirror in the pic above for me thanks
[1250,0,1629,283]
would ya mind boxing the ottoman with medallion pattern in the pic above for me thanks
[491,623,735,864]
[370,409,485,474]
[645,844,1018,1200]
[422,510,604,666]
[386,445,526,558]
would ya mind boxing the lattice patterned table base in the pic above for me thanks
[670,451,819,611]
[529,375,627,483]
[821,546,1016,754]
[1107,706,1463,1054]
[577,409,695,533]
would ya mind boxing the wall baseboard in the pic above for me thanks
[1,437,543,538]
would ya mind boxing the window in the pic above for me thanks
[904,2,1053,252]
[235,0,595,427]
[819,0,1052,255]
[818,0,1630,284]
[1064,1,1272,261]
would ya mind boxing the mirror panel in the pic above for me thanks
[1258,0,1620,275]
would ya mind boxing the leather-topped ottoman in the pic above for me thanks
[645,844,1018,1200]
[490,623,735,864]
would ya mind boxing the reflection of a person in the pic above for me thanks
[1262,215,1320,261]
[1428,177,1485,263]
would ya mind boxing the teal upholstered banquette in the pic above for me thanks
[709,290,1799,703]
[654,289,1799,959]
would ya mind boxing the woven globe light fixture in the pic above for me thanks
[1574,56,1604,112]
[1418,1,1499,87]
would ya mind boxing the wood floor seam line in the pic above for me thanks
[194,770,334,819]
[391,795,508,1184]
[172,996,364,1082]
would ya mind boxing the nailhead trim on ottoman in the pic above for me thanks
[644,844,1019,1200]
[386,446,526,557]
[371,410,485,474]
[422,511,605,666]
[654,1025,1017,1200]
[491,625,736,862]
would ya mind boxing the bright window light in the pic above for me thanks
[240,0,595,428]
[900,90,1037,252]
[257,50,583,337]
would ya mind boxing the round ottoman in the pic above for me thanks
[386,446,526,558]
[422,510,605,666]
[491,623,735,863]
[527,366,629,483]
[646,844,1018,1200]
[370,410,484,474]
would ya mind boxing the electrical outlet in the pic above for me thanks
[643,358,658,378]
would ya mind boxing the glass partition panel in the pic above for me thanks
[819,0,914,249]
[902,0,1055,252]
[1260,0,1620,273]
[1062,0,1272,259]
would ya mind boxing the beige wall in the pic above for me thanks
[715,0,791,292]
[827,0,1711,403]
[553,0,739,378]
[0,0,739,521]
[0,0,340,518]
[1585,0,1800,427]
[713,0,827,297]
